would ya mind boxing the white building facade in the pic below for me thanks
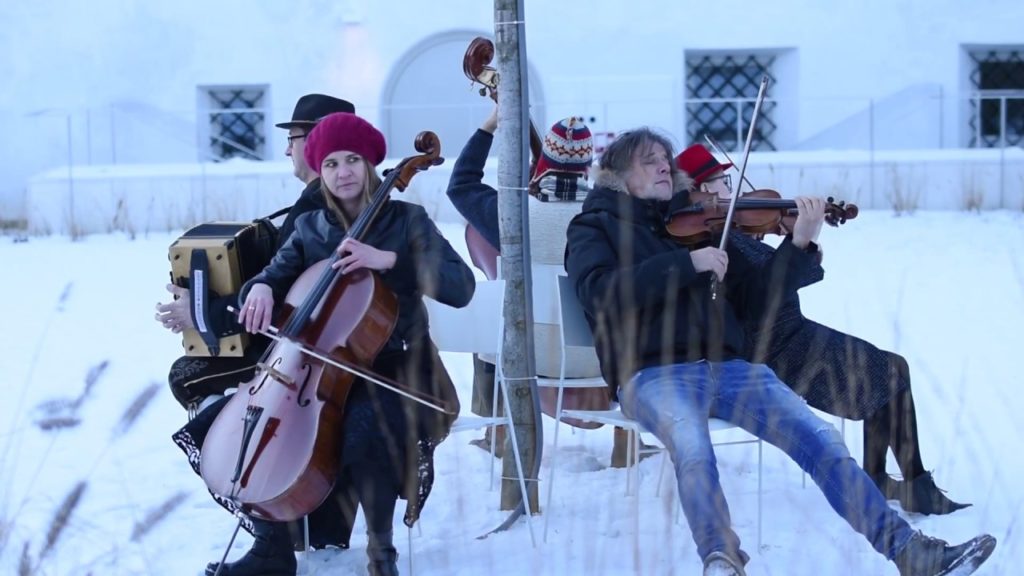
[2,0,1023,227]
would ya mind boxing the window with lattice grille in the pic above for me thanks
[685,54,777,151]
[201,86,269,161]
[967,49,1024,148]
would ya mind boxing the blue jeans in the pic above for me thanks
[618,360,914,562]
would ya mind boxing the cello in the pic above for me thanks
[200,131,451,523]
[463,36,544,195]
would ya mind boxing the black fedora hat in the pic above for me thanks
[275,94,356,129]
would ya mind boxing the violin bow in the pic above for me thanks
[712,75,770,299]
[703,133,759,195]
[228,307,454,415]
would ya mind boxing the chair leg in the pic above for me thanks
[757,439,763,550]
[654,450,670,497]
[624,428,635,496]
[488,371,501,491]
[543,385,568,543]
[407,525,414,576]
[626,426,634,494]
[296,516,310,574]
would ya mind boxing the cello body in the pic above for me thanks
[199,129,445,523]
[200,263,397,521]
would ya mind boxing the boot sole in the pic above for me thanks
[937,535,997,576]
[205,563,296,576]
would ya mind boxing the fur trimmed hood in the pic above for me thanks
[591,166,693,196]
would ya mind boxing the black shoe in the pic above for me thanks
[871,472,900,499]
[367,530,399,576]
[703,551,748,576]
[894,531,996,576]
[206,519,297,576]
[889,472,971,515]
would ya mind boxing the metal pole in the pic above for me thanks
[975,92,982,147]
[110,106,117,164]
[735,98,743,151]
[66,113,76,238]
[999,95,1008,148]
[869,98,875,208]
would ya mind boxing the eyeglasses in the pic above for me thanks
[703,173,732,190]
[287,133,307,144]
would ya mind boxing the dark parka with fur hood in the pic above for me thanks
[564,166,821,400]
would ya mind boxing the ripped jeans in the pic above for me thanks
[618,360,914,563]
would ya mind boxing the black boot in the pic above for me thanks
[894,531,996,576]
[889,472,971,515]
[205,519,297,576]
[366,530,399,576]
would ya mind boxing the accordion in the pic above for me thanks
[168,221,278,357]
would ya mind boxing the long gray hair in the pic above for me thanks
[594,128,692,194]
[599,128,678,172]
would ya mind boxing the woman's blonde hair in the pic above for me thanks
[320,157,383,228]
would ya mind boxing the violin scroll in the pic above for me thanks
[463,37,499,100]
[824,196,858,227]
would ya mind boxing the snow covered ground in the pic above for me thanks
[1,210,1021,575]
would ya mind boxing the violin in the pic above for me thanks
[664,188,858,247]
[463,36,544,181]
[200,132,450,522]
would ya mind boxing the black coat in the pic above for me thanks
[446,129,500,250]
[242,200,475,355]
[205,178,326,338]
[241,199,475,524]
[731,233,908,419]
[564,168,820,399]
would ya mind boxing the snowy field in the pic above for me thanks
[0,210,1021,575]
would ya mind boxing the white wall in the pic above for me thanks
[26,148,1024,237]
[3,0,1023,221]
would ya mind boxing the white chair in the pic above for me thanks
[545,274,764,547]
[422,279,536,546]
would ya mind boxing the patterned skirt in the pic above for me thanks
[752,316,910,420]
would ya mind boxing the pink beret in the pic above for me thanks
[303,112,387,172]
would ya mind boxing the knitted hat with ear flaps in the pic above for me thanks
[530,116,593,184]
[303,112,387,172]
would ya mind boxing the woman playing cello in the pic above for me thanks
[203,112,475,576]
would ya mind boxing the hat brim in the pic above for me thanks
[695,162,733,184]
[275,120,319,130]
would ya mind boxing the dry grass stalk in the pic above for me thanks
[38,481,87,562]
[17,540,31,576]
[76,360,109,408]
[130,491,189,542]
[35,417,82,432]
[113,382,160,436]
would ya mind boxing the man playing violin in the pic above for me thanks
[676,143,970,516]
[564,128,995,576]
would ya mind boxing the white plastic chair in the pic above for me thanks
[422,279,536,545]
[545,274,764,547]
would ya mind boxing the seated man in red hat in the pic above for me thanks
[675,143,969,515]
